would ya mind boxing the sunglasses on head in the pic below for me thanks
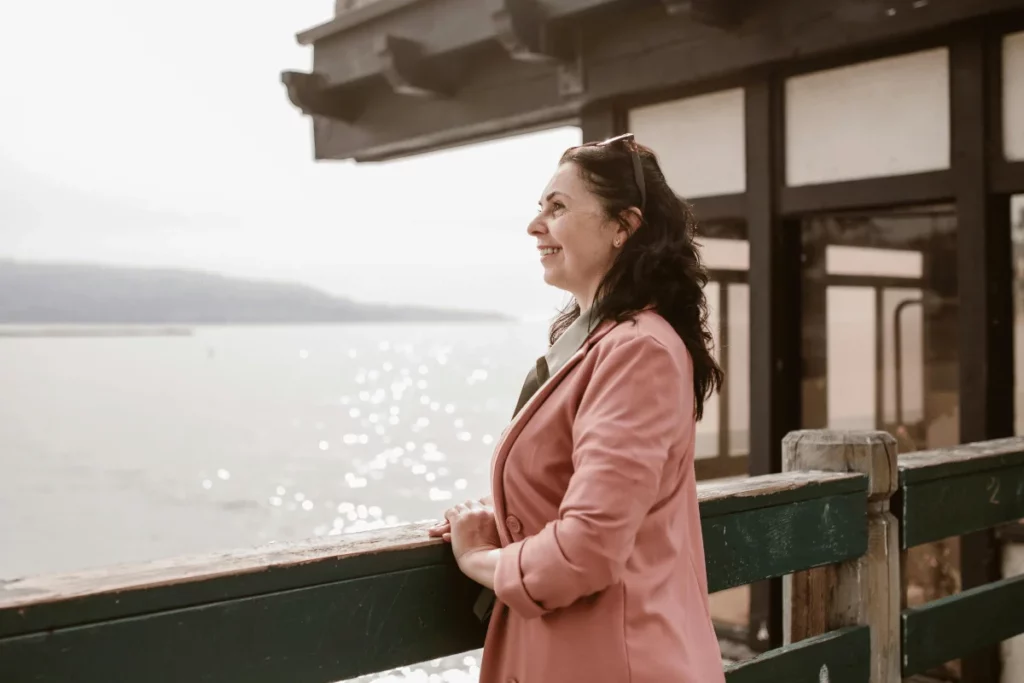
[582,133,646,212]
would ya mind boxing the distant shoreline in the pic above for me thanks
[0,319,531,338]
[0,260,511,326]
[0,326,195,338]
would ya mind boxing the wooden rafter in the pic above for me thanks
[662,0,747,28]
[280,71,363,122]
[376,34,458,97]
[489,0,560,63]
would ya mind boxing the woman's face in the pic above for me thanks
[527,162,627,311]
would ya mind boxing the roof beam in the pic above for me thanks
[662,0,746,28]
[376,34,459,97]
[488,0,586,96]
[280,71,364,122]
[299,0,616,89]
[490,0,561,63]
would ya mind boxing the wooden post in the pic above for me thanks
[746,76,801,652]
[782,430,900,683]
[952,25,1013,683]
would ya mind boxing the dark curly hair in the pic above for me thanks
[551,137,723,420]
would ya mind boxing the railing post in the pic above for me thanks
[782,429,900,683]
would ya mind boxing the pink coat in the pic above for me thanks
[482,310,726,683]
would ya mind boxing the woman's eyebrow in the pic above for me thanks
[539,190,570,206]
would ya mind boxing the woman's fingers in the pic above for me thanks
[436,497,491,538]
[442,532,451,543]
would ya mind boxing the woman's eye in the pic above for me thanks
[553,202,565,212]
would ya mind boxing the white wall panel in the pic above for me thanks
[1004,31,1024,161]
[629,89,746,198]
[786,49,950,186]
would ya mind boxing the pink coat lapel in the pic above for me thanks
[489,320,617,541]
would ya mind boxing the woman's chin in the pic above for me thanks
[541,268,563,288]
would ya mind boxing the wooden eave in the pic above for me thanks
[294,0,626,88]
[282,0,1024,162]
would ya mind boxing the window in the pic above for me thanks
[800,206,959,453]
[695,221,749,479]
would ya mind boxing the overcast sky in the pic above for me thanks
[0,1,580,319]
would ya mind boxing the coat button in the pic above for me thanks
[506,515,522,534]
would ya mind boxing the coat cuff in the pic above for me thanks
[494,539,549,619]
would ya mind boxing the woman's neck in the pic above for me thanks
[574,287,598,314]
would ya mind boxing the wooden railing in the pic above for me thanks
[897,438,1024,678]
[0,429,1022,683]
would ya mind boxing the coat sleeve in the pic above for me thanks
[493,333,692,618]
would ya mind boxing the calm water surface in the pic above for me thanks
[0,323,555,580]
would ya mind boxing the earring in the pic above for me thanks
[614,239,622,247]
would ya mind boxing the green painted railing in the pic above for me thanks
[897,438,1024,677]
[0,429,1021,683]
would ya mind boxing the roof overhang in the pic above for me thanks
[283,0,1024,162]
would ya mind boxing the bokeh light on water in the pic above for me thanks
[0,322,552,681]
[0,321,547,575]
[344,654,482,683]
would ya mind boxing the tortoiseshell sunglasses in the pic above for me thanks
[579,132,646,212]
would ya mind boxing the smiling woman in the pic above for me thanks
[430,135,725,683]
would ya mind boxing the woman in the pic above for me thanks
[428,134,726,683]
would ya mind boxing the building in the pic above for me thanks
[282,1,1024,680]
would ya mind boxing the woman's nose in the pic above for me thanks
[527,216,546,236]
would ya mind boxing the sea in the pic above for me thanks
[0,323,548,681]
[0,322,550,576]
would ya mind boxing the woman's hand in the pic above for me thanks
[444,499,501,563]
[427,494,493,541]
[438,498,501,588]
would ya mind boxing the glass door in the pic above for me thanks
[695,220,750,481]
[800,205,960,453]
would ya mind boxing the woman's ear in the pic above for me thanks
[617,207,643,239]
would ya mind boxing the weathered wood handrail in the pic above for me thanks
[2,430,1023,683]
[898,436,1024,549]
[895,436,1024,679]
[0,471,866,630]
[902,573,1024,675]
[0,470,868,683]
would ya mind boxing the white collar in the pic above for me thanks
[545,307,598,377]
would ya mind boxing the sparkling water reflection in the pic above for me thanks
[0,323,549,580]
[1,323,555,681]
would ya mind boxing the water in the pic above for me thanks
[0,322,550,579]
[1,323,565,682]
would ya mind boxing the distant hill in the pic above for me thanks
[0,260,508,324]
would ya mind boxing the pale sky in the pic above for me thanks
[0,1,581,319]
